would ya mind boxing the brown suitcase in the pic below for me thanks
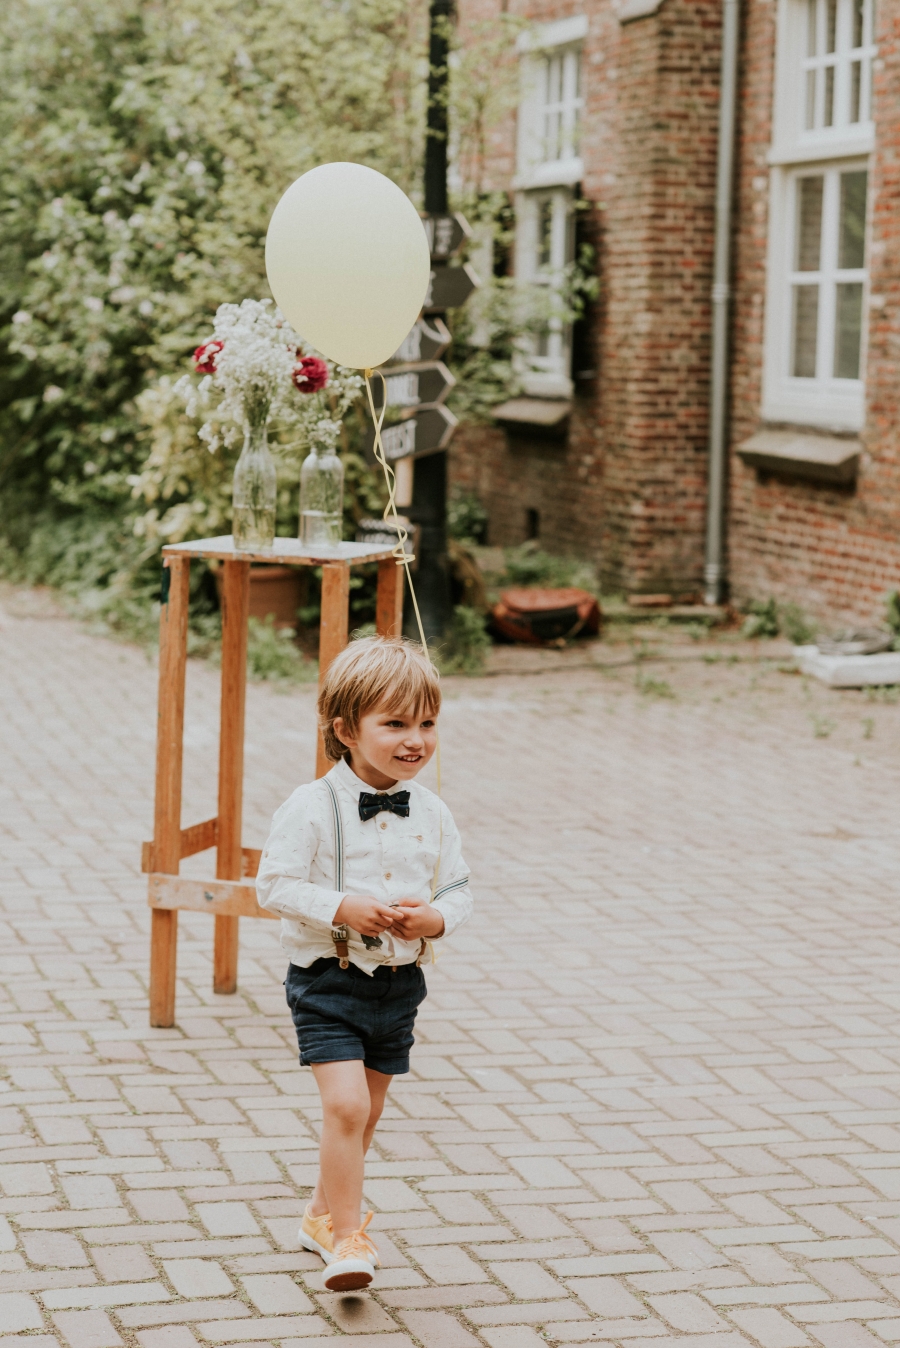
[491,587,601,645]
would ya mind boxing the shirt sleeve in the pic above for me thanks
[429,801,473,939]
[256,784,345,929]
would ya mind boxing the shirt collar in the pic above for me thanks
[332,756,409,797]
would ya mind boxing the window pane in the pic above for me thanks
[826,0,837,50]
[853,0,864,45]
[850,60,861,120]
[824,65,835,124]
[793,286,819,376]
[834,282,863,377]
[796,176,824,270]
[537,198,553,269]
[807,0,818,55]
[544,110,561,161]
[839,169,867,268]
[806,69,817,128]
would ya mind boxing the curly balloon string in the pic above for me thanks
[364,367,442,935]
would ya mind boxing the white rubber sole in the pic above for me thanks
[322,1256,375,1292]
[298,1228,330,1262]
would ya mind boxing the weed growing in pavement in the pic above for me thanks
[636,671,676,699]
[863,717,875,739]
[866,684,900,704]
[810,713,836,738]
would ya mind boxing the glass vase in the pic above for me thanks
[232,421,277,551]
[299,442,344,549]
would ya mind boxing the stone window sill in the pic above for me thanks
[492,398,572,434]
[737,429,860,484]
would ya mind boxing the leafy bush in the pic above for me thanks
[437,605,491,676]
[245,616,317,684]
[448,492,488,545]
[741,598,780,638]
[885,591,900,646]
[0,0,423,590]
[502,542,597,592]
[742,597,816,642]
[779,602,816,645]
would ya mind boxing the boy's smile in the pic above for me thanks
[333,702,437,791]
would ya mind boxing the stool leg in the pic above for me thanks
[149,556,190,1027]
[376,558,405,639]
[215,558,250,993]
[316,561,350,778]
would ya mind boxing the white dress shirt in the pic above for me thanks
[256,757,472,974]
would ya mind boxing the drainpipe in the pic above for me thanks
[704,0,740,606]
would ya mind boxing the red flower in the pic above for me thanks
[293,354,329,393]
[193,339,223,374]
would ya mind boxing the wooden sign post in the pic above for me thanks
[144,535,404,1027]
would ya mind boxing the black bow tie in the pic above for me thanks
[358,790,410,822]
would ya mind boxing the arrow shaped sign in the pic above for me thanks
[383,361,455,410]
[424,263,480,313]
[421,212,471,261]
[384,316,451,366]
[364,405,458,464]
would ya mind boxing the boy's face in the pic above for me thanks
[335,700,438,790]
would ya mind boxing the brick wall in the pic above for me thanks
[454,0,900,620]
[452,0,723,597]
[727,0,900,625]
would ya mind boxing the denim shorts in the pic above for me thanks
[284,958,427,1076]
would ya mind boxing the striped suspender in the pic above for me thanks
[324,778,351,968]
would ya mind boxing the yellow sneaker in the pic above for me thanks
[298,1204,333,1261]
[322,1211,379,1292]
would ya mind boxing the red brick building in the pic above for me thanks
[451,0,895,622]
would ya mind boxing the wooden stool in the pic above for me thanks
[144,535,404,1027]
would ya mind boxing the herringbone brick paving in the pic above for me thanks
[3,590,900,1347]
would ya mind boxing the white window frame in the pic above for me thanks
[762,0,873,430]
[513,15,585,397]
[514,188,576,397]
[515,15,587,191]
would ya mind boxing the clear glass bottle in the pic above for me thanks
[232,421,277,551]
[299,440,344,548]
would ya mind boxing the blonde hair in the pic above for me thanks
[318,635,441,763]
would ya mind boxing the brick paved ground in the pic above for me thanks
[4,590,900,1347]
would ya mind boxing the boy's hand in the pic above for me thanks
[334,895,397,939]
[390,895,445,941]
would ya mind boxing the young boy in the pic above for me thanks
[257,636,472,1292]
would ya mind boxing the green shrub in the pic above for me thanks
[741,598,780,638]
[779,602,816,645]
[502,542,597,592]
[447,492,488,545]
[437,605,491,676]
[742,597,816,642]
[245,615,317,685]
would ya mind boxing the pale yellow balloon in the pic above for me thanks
[265,162,431,370]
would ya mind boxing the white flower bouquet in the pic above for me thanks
[175,298,362,550]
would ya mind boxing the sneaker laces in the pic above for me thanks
[334,1210,377,1263]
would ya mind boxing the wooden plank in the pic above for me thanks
[142,817,219,874]
[242,848,262,879]
[215,558,250,993]
[162,537,395,565]
[181,817,218,858]
[148,874,278,921]
[376,558,405,639]
[149,555,190,1028]
[316,561,351,778]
